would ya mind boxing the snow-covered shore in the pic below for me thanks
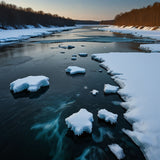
[140,44,160,52]
[0,25,77,44]
[92,52,160,160]
[98,25,160,41]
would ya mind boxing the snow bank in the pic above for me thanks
[65,66,86,75]
[78,53,88,57]
[104,84,119,94]
[65,108,94,136]
[92,52,160,160]
[0,26,77,43]
[108,144,125,160]
[98,25,160,40]
[90,89,99,96]
[98,109,118,124]
[140,44,160,52]
[10,75,49,93]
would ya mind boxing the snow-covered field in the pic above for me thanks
[0,25,77,43]
[92,52,160,160]
[98,25,160,41]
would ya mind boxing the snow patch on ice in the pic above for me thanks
[65,66,86,75]
[10,75,49,93]
[98,109,118,124]
[65,108,94,136]
[108,144,125,160]
[90,89,99,96]
[59,44,75,49]
[79,53,88,57]
[104,84,119,94]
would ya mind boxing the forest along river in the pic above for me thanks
[0,26,154,160]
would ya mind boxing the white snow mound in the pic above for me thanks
[108,144,125,160]
[104,84,119,94]
[65,66,86,75]
[90,89,99,95]
[79,53,88,57]
[98,109,118,124]
[65,108,94,136]
[10,75,49,93]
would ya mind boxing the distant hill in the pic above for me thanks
[114,2,160,26]
[0,1,75,29]
[75,20,99,25]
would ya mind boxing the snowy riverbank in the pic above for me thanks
[98,25,160,41]
[0,25,78,44]
[92,52,160,160]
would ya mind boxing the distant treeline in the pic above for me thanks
[0,1,75,29]
[100,20,114,25]
[114,2,160,26]
[75,20,99,25]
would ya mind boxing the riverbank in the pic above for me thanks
[98,25,160,40]
[0,25,78,44]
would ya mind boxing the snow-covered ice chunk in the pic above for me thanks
[90,89,99,96]
[72,54,77,57]
[65,66,86,75]
[108,144,125,159]
[10,76,49,93]
[98,109,118,124]
[59,44,75,49]
[139,44,160,52]
[71,57,77,60]
[79,53,88,57]
[65,108,94,136]
[104,84,119,94]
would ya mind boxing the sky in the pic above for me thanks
[3,0,159,20]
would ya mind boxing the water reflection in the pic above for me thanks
[11,86,49,99]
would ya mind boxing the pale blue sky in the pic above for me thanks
[4,0,159,20]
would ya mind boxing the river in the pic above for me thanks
[0,26,151,160]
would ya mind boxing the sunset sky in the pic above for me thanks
[4,0,158,20]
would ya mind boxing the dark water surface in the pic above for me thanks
[0,26,147,160]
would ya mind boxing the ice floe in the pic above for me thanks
[59,44,75,49]
[10,75,49,93]
[98,109,118,124]
[65,66,86,75]
[71,57,77,60]
[108,144,125,160]
[90,89,99,96]
[65,108,94,136]
[140,44,160,52]
[78,53,88,57]
[92,52,160,160]
[104,84,119,94]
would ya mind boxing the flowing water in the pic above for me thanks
[0,26,152,160]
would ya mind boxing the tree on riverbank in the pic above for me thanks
[0,1,75,29]
[114,2,160,26]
